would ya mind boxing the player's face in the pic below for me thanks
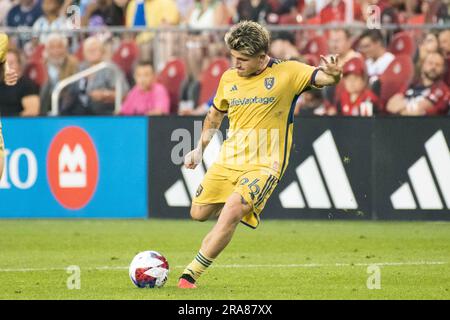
[230,50,266,77]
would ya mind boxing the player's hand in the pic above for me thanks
[4,62,18,86]
[320,54,342,79]
[184,148,203,169]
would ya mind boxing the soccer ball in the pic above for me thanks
[129,251,169,288]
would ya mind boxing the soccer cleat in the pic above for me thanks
[0,33,8,64]
[178,278,197,289]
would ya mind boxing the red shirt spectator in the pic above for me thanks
[386,51,449,116]
[334,57,380,116]
[319,0,362,24]
[338,87,379,116]
[403,80,450,115]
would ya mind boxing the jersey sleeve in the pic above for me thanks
[212,73,229,113]
[288,61,319,94]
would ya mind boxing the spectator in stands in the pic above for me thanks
[269,31,302,60]
[358,29,395,86]
[61,36,129,115]
[81,0,126,26]
[421,0,449,23]
[126,0,180,63]
[177,0,195,20]
[438,29,450,57]
[7,0,43,45]
[7,0,43,27]
[32,0,67,44]
[0,48,40,116]
[185,0,230,28]
[328,29,363,67]
[438,29,450,86]
[360,0,399,24]
[322,29,364,113]
[178,74,201,114]
[414,32,439,80]
[319,0,363,24]
[120,61,170,115]
[295,88,325,116]
[386,51,450,116]
[40,33,79,115]
[330,57,380,116]
[0,0,15,26]
[233,0,272,23]
[179,94,213,115]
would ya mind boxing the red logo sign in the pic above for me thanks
[47,126,99,210]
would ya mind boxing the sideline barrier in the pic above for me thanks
[1,116,448,220]
[149,116,450,221]
[0,117,148,218]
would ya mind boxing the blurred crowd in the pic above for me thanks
[0,0,449,117]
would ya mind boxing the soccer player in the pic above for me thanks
[178,21,342,289]
[0,33,20,180]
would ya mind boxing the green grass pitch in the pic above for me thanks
[0,219,449,300]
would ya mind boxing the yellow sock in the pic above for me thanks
[182,251,214,282]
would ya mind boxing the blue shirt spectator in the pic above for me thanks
[7,0,43,27]
[7,0,43,45]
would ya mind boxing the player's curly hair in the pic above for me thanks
[224,21,270,56]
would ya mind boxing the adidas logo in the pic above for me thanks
[230,85,238,92]
[390,130,450,210]
[279,130,357,209]
[165,135,222,207]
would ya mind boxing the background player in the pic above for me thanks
[178,21,343,289]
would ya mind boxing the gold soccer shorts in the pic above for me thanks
[192,163,279,229]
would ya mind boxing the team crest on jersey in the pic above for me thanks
[264,77,275,90]
[196,184,203,197]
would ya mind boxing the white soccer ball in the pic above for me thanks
[129,251,169,288]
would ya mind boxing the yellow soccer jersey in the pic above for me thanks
[213,59,319,179]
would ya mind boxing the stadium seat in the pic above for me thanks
[156,58,187,114]
[23,61,47,88]
[112,40,139,78]
[301,35,328,58]
[198,57,230,106]
[379,54,414,109]
[388,31,416,57]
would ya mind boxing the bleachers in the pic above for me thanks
[0,0,448,116]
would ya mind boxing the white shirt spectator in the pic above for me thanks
[33,16,68,44]
[365,51,395,81]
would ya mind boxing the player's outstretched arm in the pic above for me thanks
[314,54,343,87]
[184,107,225,169]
